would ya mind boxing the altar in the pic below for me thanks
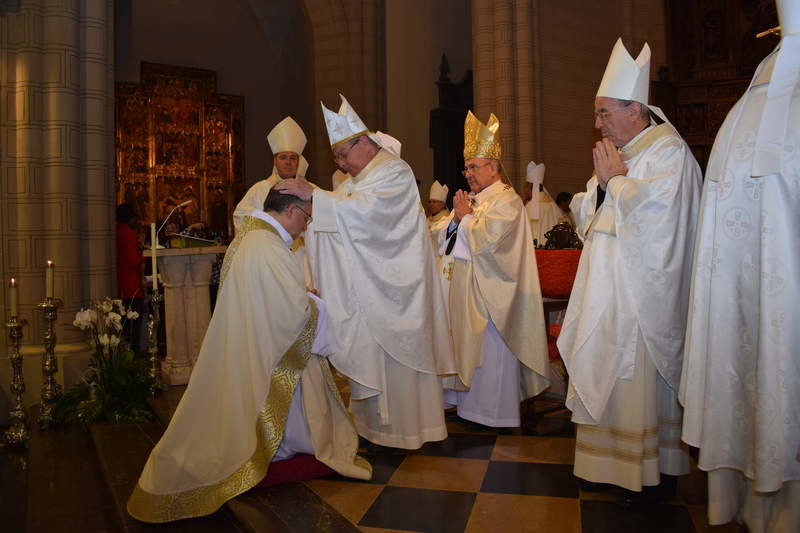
[144,245,227,386]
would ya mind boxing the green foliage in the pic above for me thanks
[54,348,154,428]
[53,298,154,428]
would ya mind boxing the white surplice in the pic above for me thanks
[305,149,455,449]
[437,180,550,427]
[526,189,563,246]
[558,123,701,490]
[680,42,800,532]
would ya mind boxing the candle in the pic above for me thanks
[9,278,17,317]
[150,223,158,291]
[46,261,54,298]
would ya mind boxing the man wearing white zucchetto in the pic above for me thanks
[275,95,455,450]
[680,1,800,530]
[557,38,701,503]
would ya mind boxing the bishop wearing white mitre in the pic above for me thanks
[233,116,308,232]
[276,95,455,449]
[557,38,701,496]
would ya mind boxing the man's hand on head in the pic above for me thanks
[593,137,628,190]
[274,177,314,201]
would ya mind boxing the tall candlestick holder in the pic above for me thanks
[3,317,29,447]
[37,297,63,429]
[148,290,166,393]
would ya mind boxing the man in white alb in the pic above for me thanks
[524,161,562,246]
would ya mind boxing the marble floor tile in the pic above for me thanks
[359,486,476,533]
[466,493,582,533]
[305,479,385,524]
[408,432,497,459]
[490,435,575,464]
[387,456,489,493]
[480,461,580,498]
[580,500,697,533]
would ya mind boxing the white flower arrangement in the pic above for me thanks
[72,297,139,356]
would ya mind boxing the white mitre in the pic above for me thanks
[525,161,546,186]
[752,0,800,176]
[429,181,448,202]
[373,131,402,158]
[321,94,371,148]
[597,38,651,105]
[268,116,307,155]
[525,161,546,218]
[297,155,309,179]
[331,169,350,189]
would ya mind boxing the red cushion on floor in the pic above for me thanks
[256,454,335,488]
[547,324,563,361]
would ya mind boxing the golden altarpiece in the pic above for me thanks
[116,63,244,241]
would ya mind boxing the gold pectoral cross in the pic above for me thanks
[443,262,454,281]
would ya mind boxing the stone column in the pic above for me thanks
[472,0,537,192]
[0,0,114,417]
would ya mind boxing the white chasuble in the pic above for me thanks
[680,44,800,532]
[305,149,455,449]
[127,216,370,523]
[526,189,563,246]
[558,124,702,424]
[441,180,550,418]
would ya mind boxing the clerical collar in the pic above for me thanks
[249,209,293,247]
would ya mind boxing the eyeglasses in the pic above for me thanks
[295,205,313,224]
[461,162,492,176]
[593,101,633,121]
[333,139,359,163]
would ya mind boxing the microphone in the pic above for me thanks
[156,200,193,243]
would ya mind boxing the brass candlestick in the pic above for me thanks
[37,297,63,429]
[148,290,166,393]
[3,317,29,447]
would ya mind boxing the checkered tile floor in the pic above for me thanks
[304,404,742,533]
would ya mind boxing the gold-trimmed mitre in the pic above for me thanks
[464,110,501,160]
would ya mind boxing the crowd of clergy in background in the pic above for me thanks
[126,3,799,532]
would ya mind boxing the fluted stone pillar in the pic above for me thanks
[472,0,538,192]
[0,0,115,417]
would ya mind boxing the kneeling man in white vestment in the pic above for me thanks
[127,189,371,524]
[557,39,700,499]
[435,111,550,428]
[276,95,455,449]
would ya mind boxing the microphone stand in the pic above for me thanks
[156,200,192,245]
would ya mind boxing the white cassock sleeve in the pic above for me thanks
[309,293,337,357]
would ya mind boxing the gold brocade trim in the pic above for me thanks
[575,441,659,465]
[579,424,659,443]
[620,123,674,161]
[127,303,319,524]
[331,129,370,149]
[219,217,281,289]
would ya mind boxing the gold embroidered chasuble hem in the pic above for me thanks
[127,302,319,523]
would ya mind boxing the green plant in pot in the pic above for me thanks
[53,298,153,428]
